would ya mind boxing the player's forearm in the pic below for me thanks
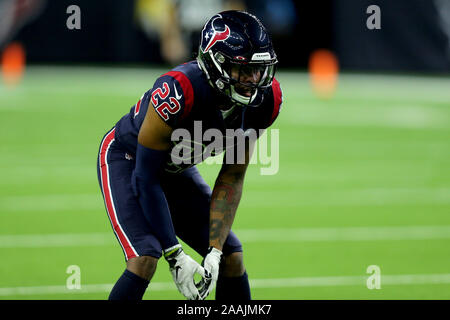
[209,171,245,250]
[135,177,178,251]
[133,143,179,252]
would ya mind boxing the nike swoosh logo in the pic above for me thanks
[175,266,181,280]
[174,84,182,100]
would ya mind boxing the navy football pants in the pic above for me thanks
[97,128,243,261]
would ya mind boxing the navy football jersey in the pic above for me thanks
[114,61,282,173]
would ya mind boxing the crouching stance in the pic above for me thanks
[96,10,282,300]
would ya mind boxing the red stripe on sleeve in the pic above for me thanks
[134,98,142,117]
[269,78,282,126]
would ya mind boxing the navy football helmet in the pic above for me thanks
[197,10,278,107]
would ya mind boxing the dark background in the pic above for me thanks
[6,0,450,72]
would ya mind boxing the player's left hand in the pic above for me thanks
[197,246,223,300]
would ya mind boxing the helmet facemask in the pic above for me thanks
[198,48,277,107]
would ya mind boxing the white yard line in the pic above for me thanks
[285,104,450,129]
[1,187,449,212]
[1,225,450,248]
[236,225,450,242]
[1,273,450,296]
[0,233,113,248]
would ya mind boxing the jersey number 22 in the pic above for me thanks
[151,82,181,121]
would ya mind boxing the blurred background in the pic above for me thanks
[0,0,449,299]
[3,0,450,71]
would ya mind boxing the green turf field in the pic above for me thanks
[0,66,449,300]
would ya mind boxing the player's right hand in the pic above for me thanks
[197,246,223,300]
[164,245,205,300]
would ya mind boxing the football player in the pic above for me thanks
[97,10,282,300]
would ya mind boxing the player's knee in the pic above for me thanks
[126,255,158,281]
[220,251,245,277]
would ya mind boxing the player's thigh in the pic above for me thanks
[97,130,162,261]
[161,166,243,258]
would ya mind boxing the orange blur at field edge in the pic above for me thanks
[308,49,339,99]
[1,42,26,87]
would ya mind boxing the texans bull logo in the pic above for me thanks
[201,14,230,53]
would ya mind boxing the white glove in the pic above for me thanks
[198,246,223,300]
[164,245,205,300]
